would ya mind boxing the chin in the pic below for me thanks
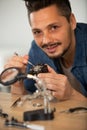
[47,53,62,59]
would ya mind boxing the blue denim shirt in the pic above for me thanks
[24,23,87,96]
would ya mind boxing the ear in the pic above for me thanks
[70,13,77,30]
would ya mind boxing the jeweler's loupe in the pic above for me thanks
[0,67,27,86]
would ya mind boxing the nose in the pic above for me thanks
[42,32,53,44]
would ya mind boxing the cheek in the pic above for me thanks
[61,29,72,46]
[34,37,42,47]
[52,27,71,43]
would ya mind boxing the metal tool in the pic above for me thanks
[5,117,45,130]
[60,106,87,113]
[14,52,35,67]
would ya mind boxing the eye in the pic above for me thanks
[32,30,42,37]
[51,25,59,31]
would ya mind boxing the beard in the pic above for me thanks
[61,42,71,57]
[41,42,61,49]
[41,41,71,59]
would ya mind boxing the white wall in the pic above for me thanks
[0,0,33,72]
[70,0,87,23]
[0,0,33,53]
[0,0,87,72]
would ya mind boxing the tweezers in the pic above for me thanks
[60,106,87,113]
[11,97,21,107]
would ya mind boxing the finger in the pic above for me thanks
[14,55,29,65]
[23,54,29,59]
[4,55,26,69]
[14,53,29,65]
[45,81,63,91]
[23,55,29,64]
[46,65,56,74]
[52,90,63,100]
[12,55,28,65]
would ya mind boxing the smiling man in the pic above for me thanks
[4,0,87,100]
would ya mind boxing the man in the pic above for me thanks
[4,0,87,100]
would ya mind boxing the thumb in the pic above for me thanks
[47,65,56,74]
[23,54,29,60]
[23,54,29,64]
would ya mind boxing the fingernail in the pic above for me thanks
[23,59,28,64]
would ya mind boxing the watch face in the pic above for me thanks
[29,64,48,75]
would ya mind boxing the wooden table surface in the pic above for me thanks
[0,92,87,130]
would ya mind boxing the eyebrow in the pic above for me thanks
[32,22,59,32]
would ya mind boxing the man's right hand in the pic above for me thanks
[4,54,29,95]
[4,54,29,73]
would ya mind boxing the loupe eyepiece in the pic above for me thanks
[0,67,20,86]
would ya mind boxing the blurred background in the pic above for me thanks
[0,0,87,91]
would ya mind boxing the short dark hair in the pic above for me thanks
[23,0,72,21]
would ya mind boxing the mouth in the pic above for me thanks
[42,42,61,53]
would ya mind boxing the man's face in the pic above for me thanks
[30,5,76,58]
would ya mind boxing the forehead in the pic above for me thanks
[29,5,63,28]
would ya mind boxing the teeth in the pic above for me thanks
[42,42,61,49]
[48,43,57,48]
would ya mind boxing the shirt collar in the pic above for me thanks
[73,23,87,67]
